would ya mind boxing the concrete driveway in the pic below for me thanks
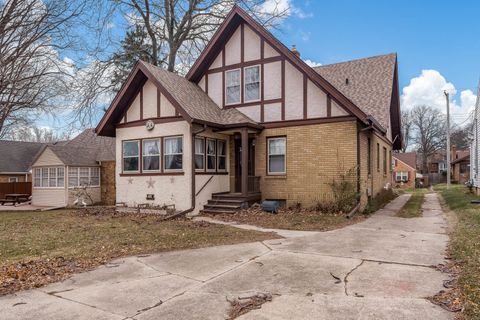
[1,193,452,319]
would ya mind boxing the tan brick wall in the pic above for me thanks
[369,133,393,198]
[254,121,358,208]
[101,161,116,205]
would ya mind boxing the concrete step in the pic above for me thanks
[200,208,238,215]
[208,199,244,206]
[204,203,241,211]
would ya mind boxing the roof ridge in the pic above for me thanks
[314,53,396,69]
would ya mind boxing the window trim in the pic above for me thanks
[383,147,387,175]
[122,140,140,173]
[163,135,184,172]
[267,136,287,176]
[225,68,241,105]
[8,177,18,183]
[395,171,408,182]
[206,138,217,172]
[142,138,161,173]
[243,65,261,103]
[194,137,205,172]
[377,143,380,172]
[33,166,65,189]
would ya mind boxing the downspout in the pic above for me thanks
[163,124,207,220]
[356,122,361,210]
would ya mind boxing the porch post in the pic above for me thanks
[241,128,249,196]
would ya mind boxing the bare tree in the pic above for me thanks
[72,0,291,126]
[401,109,412,152]
[4,125,72,142]
[410,105,447,173]
[0,0,91,137]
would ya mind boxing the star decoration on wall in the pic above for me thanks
[146,177,156,188]
[127,178,133,184]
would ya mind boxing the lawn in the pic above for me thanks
[0,209,278,295]
[396,189,426,218]
[207,206,366,231]
[435,184,480,319]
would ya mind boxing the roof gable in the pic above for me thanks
[393,152,417,170]
[186,6,369,125]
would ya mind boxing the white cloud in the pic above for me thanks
[401,69,477,125]
[259,0,312,21]
[304,59,322,67]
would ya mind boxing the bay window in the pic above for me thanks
[206,139,216,171]
[244,66,260,102]
[195,137,205,171]
[217,140,226,171]
[226,69,241,104]
[33,167,65,188]
[268,137,286,175]
[164,136,183,170]
[142,139,160,171]
[123,140,140,172]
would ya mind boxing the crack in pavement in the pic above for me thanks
[344,260,364,296]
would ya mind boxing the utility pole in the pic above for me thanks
[444,91,451,189]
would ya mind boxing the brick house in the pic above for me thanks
[451,146,469,184]
[392,152,417,188]
[96,6,402,215]
[30,129,116,207]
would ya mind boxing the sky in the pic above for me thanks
[276,0,480,124]
[37,0,479,132]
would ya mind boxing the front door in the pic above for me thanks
[234,138,255,193]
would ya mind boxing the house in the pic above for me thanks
[95,6,402,215]
[471,82,480,193]
[392,152,417,188]
[451,146,470,184]
[31,129,116,207]
[0,140,45,183]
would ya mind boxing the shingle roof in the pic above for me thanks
[314,53,397,131]
[141,61,256,126]
[393,152,417,170]
[0,141,45,173]
[46,129,116,166]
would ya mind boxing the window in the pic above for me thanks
[33,167,64,188]
[8,177,18,182]
[142,139,160,171]
[206,139,216,171]
[395,171,408,182]
[367,138,371,175]
[226,69,241,104]
[268,137,286,175]
[389,151,392,172]
[123,140,140,172]
[68,167,100,187]
[383,147,387,174]
[376,143,380,171]
[244,66,260,102]
[195,137,205,171]
[164,136,183,170]
[217,140,227,171]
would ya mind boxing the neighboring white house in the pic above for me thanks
[31,129,115,207]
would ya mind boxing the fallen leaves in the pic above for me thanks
[227,292,274,319]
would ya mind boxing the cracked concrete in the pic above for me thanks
[0,193,452,319]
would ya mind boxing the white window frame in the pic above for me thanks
[68,167,101,188]
[142,138,161,172]
[395,171,408,182]
[244,65,261,102]
[267,137,286,175]
[194,137,205,172]
[225,68,241,105]
[33,167,65,188]
[217,139,227,171]
[8,177,18,182]
[122,140,140,173]
[164,136,183,172]
[206,138,217,172]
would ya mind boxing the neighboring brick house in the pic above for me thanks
[30,129,116,207]
[0,140,45,183]
[392,152,417,188]
[96,6,402,215]
[451,146,469,184]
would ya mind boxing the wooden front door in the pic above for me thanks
[234,138,255,193]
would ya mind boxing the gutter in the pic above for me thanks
[163,124,207,220]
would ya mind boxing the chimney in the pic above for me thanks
[291,45,300,58]
[451,145,457,160]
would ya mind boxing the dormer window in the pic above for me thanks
[226,69,241,104]
[244,65,260,102]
